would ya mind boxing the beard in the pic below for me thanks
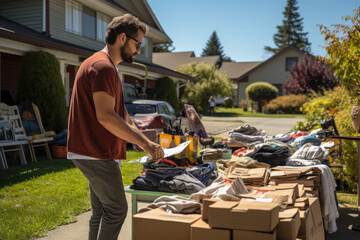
[120,41,137,63]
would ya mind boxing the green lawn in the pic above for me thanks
[0,151,145,240]
[208,107,304,118]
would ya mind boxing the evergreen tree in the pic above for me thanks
[265,0,311,54]
[201,31,232,62]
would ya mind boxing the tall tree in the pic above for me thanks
[265,0,311,54]
[201,31,232,62]
[153,43,175,52]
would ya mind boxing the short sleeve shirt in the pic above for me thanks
[67,51,127,160]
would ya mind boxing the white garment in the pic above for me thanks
[276,165,339,233]
[314,164,339,233]
[67,152,122,167]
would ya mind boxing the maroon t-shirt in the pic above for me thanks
[67,51,127,159]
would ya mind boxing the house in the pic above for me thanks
[153,46,307,106]
[234,46,307,102]
[0,0,196,107]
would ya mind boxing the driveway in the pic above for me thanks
[202,116,303,137]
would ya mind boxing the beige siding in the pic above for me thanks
[49,0,106,52]
[0,0,42,32]
[238,49,304,100]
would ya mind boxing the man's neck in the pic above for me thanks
[102,45,122,66]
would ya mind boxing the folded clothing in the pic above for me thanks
[245,145,290,167]
[228,132,265,146]
[291,142,334,161]
[200,148,223,161]
[230,123,266,136]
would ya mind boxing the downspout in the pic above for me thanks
[42,0,50,36]
[124,62,148,89]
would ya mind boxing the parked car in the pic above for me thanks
[125,100,177,132]
[213,96,232,106]
[123,83,139,104]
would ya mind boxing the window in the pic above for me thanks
[139,37,148,57]
[97,12,111,42]
[82,6,96,40]
[65,0,111,42]
[65,0,82,35]
[285,57,298,71]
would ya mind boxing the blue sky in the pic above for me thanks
[147,0,359,62]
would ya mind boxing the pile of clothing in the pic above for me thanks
[131,163,217,194]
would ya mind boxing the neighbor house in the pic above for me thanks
[153,46,308,106]
[0,0,196,106]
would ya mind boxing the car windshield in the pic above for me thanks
[123,84,138,103]
[126,104,156,114]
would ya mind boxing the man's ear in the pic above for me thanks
[117,33,126,45]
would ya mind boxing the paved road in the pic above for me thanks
[202,116,303,137]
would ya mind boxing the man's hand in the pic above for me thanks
[143,141,164,161]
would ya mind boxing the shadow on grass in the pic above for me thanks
[0,158,75,188]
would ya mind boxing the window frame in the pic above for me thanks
[285,57,299,71]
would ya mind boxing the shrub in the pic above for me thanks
[223,98,234,108]
[267,94,308,114]
[282,54,338,95]
[246,82,278,111]
[17,51,67,133]
[335,106,357,192]
[155,77,179,112]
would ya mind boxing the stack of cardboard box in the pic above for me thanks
[227,167,270,187]
[269,166,322,198]
[133,176,325,240]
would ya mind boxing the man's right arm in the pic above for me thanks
[93,91,164,160]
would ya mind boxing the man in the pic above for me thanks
[67,14,164,240]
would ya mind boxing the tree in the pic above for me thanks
[265,0,311,54]
[318,7,360,102]
[201,31,233,62]
[155,77,179,112]
[177,62,234,112]
[153,43,175,52]
[17,51,67,133]
[282,54,338,94]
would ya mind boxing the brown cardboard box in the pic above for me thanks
[191,219,231,240]
[133,208,201,240]
[202,198,220,221]
[277,208,301,240]
[249,186,296,204]
[297,197,324,240]
[208,198,279,232]
[233,229,276,240]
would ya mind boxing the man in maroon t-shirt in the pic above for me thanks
[67,14,164,240]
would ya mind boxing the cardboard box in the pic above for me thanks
[233,229,276,240]
[191,219,231,240]
[208,198,279,232]
[202,198,220,221]
[277,208,301,240]
[249,185,296,204]
[133,208,201,240]
[297,197,324,240]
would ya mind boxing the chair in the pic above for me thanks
[0,103,53,162]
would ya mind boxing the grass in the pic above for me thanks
[201,119,245,123]
[208,107,304,118]
[336,192,358,208]
[0,151,146,240]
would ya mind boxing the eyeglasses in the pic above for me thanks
[125,33,142,50]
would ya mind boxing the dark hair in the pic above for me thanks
[105,14,147,45]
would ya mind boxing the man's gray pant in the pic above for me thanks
[72,159,128,240]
